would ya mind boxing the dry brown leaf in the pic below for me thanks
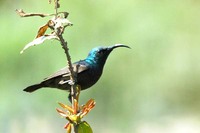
[15,9,50,18]
[36,23,49,38]
[15,9,26,17]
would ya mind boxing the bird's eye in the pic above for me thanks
[97,49,105,55]
[97,50,102,54]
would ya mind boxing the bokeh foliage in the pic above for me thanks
[1,0,200,133]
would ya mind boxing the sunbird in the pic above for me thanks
[23,44,130,92]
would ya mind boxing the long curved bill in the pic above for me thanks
[109,44,131,50]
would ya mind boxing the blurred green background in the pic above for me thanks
[1,0,200,133]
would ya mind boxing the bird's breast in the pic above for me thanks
[77,66,103,90]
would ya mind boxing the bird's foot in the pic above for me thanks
[59,80,68,85]
[59,80,75,86]
[68,80,75,86]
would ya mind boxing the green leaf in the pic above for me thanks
[77,121,93,133]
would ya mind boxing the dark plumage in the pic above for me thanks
[23,44,130,92]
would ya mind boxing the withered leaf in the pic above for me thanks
[15,9,26,17]
[53,16,72,29]
[16,9,51,18]
[20,34,58,54]
[36,23,49,38]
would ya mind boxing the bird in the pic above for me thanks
[23,44,130,93]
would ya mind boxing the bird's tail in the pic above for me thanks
[23,83,44,92]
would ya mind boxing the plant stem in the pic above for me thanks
[57,33,77,104]
[54,1,78,132]
[56,27,78,133]
[54,0,58,18]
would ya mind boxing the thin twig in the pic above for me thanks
[53,0,76,108]
[56,31,77,104]
[53,1,78,132]
[54,0,58,18]
[16,9,68,18]
[56,30,79,133]
[16,9,54,17]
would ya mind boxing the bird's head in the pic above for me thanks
[86,44,131,65]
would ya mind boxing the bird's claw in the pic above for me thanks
[59,80,75,86]
[59,80,68,85]
[68,80,75,86]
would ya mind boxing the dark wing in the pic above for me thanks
[23,61,90,92]
[43,61,89,81]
